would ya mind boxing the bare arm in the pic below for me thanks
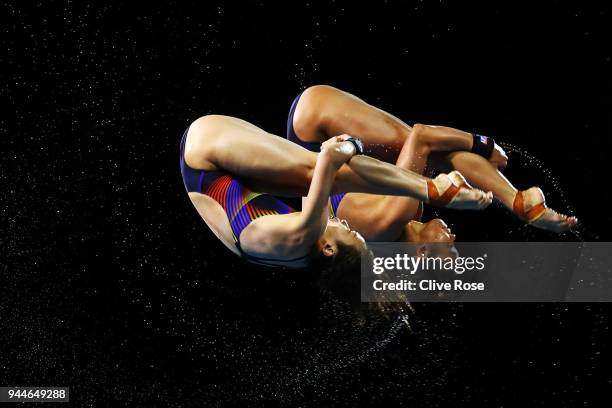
[238,140,355,258]
[335,154,429,200]
[295,141,355,243]
[334,146,492,210]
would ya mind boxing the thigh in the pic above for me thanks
[185,115,316,196]
[294,85,412,163]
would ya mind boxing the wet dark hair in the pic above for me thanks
[310,242,363,303]
[309,243,412,320]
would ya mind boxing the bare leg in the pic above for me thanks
[444,151,517,208]
[293,85,576,231]
[293,85,409,162]
[186,115,488,208]
[295,85,487,164]
[444,151,577,231]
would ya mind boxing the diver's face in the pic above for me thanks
[421,218,458,258]
[325,217,367,251]
[421,218,456,243]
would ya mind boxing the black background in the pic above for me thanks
[2,1,611,407]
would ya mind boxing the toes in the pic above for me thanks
[482,192,493,206]
[478,191,492,208]
[530,208,578,232]
[555,212,578,230]
[566,216,578,226]
[457,187,492,209]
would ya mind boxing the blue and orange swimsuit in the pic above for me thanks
[180,129,309,266]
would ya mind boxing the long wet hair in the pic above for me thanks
[309,243,412,320]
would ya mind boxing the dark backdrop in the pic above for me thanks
[2,1,611,407]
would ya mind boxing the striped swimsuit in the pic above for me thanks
[180,129,306,266]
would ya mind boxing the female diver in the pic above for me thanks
[180,115,492,269]
[286,85,577,239]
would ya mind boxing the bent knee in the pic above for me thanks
[411,123,432,140]
[409,123,433,151]
[489,144,509,171]
[411,123,428,140]
[301,154,317,183]
[491,156,508,172]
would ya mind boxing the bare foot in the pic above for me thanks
[518,187,578,232]
[431,171,493,210]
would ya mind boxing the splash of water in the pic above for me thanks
[263,297,412,404]
[499,142,584,241]
[235,141,587,404]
